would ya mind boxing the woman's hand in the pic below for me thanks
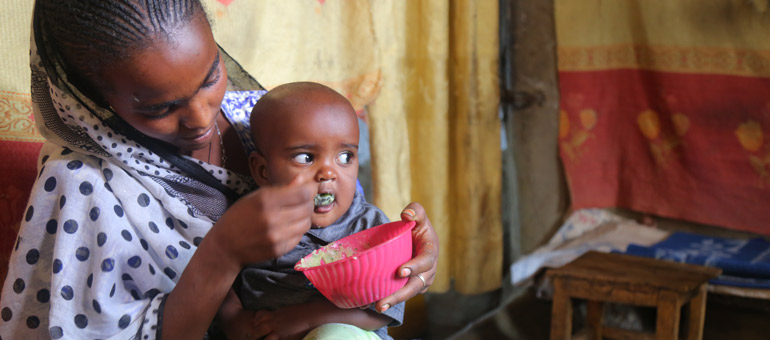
[165,175,315,340]
[374,202,439,313]
[209,174,316,267]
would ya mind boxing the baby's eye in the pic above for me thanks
[292,153,313,164]
[336,152,354,165]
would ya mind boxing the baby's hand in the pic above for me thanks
[253,306,315,340]
[217,289,267,340]
[218,305,258,340]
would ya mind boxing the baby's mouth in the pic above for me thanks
[314,193,335,208]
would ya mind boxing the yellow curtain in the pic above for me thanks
[556,0,770,74]
[368,1,502,294]
[205,0,502,295]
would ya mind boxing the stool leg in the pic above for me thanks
[656,290,682,340]
[586,300,604,340]
[551,278,572,340]
[685,284,707,340]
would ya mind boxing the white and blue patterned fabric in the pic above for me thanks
[624,232,770,288]
[220,90,266,155]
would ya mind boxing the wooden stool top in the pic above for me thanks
[548,251,722,293]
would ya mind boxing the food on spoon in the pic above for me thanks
[314,193,335,207]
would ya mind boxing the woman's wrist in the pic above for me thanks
[160,228,243,339]
[200,222,245,272]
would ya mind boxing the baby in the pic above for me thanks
[230,82,404,340]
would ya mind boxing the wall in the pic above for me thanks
[502,0,568,263]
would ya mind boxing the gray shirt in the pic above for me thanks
[235,191,404,339]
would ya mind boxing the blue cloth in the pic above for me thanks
[623,232,770,288]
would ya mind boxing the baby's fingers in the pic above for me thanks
[251,310,273,339]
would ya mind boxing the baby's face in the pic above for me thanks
[252,97,359,227]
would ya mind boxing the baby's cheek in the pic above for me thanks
[269,164,304,185]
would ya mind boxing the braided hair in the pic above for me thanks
[35,0,206,92]
[33,0,241,202]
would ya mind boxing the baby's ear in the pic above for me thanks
[248,151,270,187]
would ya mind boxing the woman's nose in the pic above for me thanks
[180,97,211,130]
[315,165,336,182]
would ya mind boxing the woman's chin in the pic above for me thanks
[177,127,215,152]
[177,139,213,157]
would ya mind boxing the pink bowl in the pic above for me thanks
[294,220,416,308]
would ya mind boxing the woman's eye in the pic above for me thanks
[202,70,221,89]
[337,152,354,164]
[292,153,313,164]
[145,109,172,120]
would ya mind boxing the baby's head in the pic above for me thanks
[249,82,359,228]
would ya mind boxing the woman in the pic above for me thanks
[0,1,439,339]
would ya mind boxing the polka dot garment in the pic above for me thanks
[1,145,189,339]
[0,40,263,339]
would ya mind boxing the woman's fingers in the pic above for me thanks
[372,202,440,313]
[266,173,316,207]
[397,247,437,283]
[214,172,316,265]
[250,173,315,257]
[398,202,439,281]
[374,273,429,313]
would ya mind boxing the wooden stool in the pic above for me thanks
[547,251,722,340]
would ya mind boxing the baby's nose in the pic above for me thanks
[316,167,336,182]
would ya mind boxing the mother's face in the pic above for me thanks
[99,16,227,154]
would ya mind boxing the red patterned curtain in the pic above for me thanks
[556,1,770,234]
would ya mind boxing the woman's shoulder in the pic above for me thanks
[37,142,105,175]
[31,143,121,211]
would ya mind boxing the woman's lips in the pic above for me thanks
[184,125,215,144]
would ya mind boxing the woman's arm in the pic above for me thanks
[161,176,316,339]
[374,202,439,313]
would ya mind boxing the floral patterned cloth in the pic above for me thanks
[219,90,266,155]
